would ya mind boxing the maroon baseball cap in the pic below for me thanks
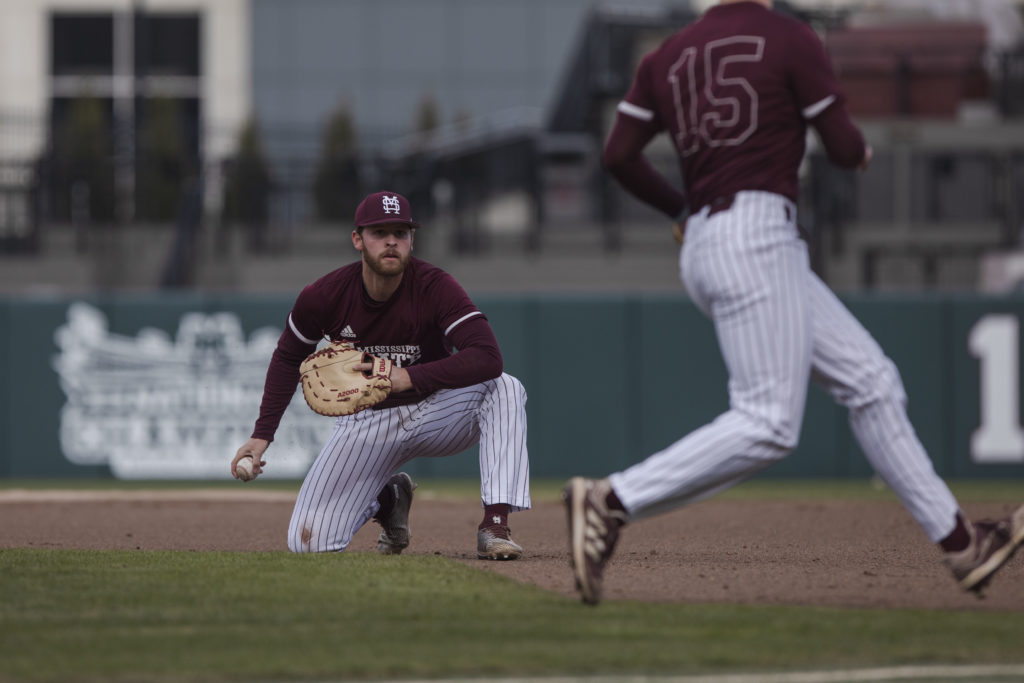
[354,191,420,229]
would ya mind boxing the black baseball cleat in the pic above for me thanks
[943,505,1024,596]
[374,472,417,555]
[563,477,627,606]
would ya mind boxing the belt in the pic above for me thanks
[704,194,735,217]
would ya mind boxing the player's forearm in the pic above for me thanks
[604,154,687,218]
[602,115,687,218]
[812,104,867,169]
[252,333,313,441]
[405,318,502,393]
[406,346,502,393]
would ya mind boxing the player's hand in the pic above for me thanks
[389,366,413,393]
[858,144,873,172]
[233,438,268,478]
[672,218,687,245]
[353,362,412,392]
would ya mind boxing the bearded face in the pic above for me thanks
[354,225,413,277]
[364,243,410,276]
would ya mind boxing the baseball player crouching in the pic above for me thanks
[232,190,530,559]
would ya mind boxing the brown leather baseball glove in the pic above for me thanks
[298,341,393,416]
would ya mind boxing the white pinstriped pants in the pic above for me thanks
[610,191,959,542]
[288,372,530,552]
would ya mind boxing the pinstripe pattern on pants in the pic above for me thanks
[610,191,958,541]
[806,277,958,540]
[287,373,530,552]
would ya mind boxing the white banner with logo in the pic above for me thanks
[52,302,331,479]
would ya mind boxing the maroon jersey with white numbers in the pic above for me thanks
[619,1,853,210]
[251,257,502,441]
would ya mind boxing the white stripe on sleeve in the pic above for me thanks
[444,311,483,337]
[802,95,836,120]
[617,101,655,122]
[288,313,321,345]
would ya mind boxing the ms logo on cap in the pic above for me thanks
[382,195,401,214]
[354,190,419,229]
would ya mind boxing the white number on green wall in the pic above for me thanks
[969,314,1024,463]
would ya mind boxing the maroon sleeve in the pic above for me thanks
[251,326,317,442]
[289,283,327,344]
[603,53,688,219]
[811,104,866,169]
[622,52,661,123]
[404,315,502,394]
[788,22,866,169]
[788,22,846,116]
[602,113,689,219]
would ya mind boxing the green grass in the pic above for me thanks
[1,548,1022,683]
[2,479,1022,681]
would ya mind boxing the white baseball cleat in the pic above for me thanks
[563,477,627,606]
[477,525,524,560]
[943,505,1024,596]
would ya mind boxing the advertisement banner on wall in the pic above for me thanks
[5,293,1022,480]
[51,301,331,479]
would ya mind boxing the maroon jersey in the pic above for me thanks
[616,1,863,211]
[252,257,502,441]
[289,257,482,367]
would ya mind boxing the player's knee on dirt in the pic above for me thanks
[287,526,355,553]
[287,507,367,553]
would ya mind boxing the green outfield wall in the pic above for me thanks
[2,292,1024,481]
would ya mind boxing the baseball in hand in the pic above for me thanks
[235,456,256,482]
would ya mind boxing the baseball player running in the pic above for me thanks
[233,190,530,559]
[564,0,1024,605]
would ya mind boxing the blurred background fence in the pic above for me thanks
[3,0,1024,481]
[1,0,1024,295]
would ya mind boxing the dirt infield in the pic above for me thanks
[2,490,1022,611]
